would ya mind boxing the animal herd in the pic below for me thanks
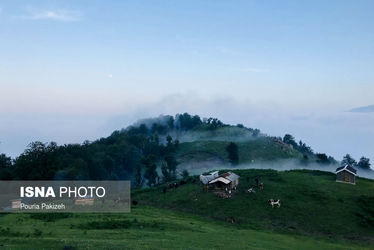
[247,178,281,208]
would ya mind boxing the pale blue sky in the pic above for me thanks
[0,0,374,163]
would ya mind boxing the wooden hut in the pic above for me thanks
[208,172,240,189]
[336,165,357,185]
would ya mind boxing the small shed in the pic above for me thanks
[221,172,240,188]
[336,165,357,185]
[208,172,240,189]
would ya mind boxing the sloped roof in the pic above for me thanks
[336,165,357,176]
[208,177,231,185]
[200,171,219,184]
[221,172,240,182]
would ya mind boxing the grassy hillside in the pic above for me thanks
[134,169,374,244]
[0,206,370,250]
[176,136,303,170]
[0,169,373,249]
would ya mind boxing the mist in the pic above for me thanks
[184,159,374,180]
[1,93,373,168]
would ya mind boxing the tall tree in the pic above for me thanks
[143,155,158,187]
[357,157,371,169]
[283,134,297,148]
[134,164,144,188]
[226,142,239,165]
[0,154,12,169]
[164,155,178,179]
[316,153,329,165]
[341,154,357,167]
[0,153,13,180]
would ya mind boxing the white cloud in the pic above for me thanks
[24,8,81,22]
[108,74,113,78]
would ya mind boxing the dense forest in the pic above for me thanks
[0,113,371,185]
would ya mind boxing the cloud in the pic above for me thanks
[108,74,113,78]
[23,8,81,22]
[349,104,374,113]
[240,67,270,73]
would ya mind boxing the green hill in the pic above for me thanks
[1,113,335,182]
[176,136,303,171]
[133,169,374,245]
[0,169,373,249]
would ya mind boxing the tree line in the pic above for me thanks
[0,113,371,185]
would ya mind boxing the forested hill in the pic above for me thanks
[0,113,371,183]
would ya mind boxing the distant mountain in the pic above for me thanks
[349,104,374,113]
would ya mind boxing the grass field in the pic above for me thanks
[134,169,374,244]
[177,137,302,168]
[0,206,371,250]
[0,169,373,249]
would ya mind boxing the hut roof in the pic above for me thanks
[336,165,357,176]
[200,171,219,184]
[208,177,231,185]
[221,172,240,182]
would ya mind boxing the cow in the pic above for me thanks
[247,188,256,193]
[259,183,264,190]
[226,217,236,224]
[268,199,281,208]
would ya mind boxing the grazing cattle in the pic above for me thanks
[132,200,138,206]
[247,188,256,193]
[268,199,281,208]
[162,187,167,193]
[259,183,264,190]
[179,180,186,186]
[226,217,236,224]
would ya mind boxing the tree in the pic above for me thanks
[252,129,260,137]
[174,139,180,149]
[161,162,171,182]
[357,157,371,169]
[14,141,59,180]
[341,154,357,167]
[0,154,12,169]
[164,155,178,179]
[134,164,144,188]
[316,153,329,165]
[165,135,175,153]
[226,142,239,165]
[283,134,297,148]
[0,153,13,180]
[143,155,158,187]
[181,169,189,179]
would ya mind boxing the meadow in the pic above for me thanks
[0,169,373,249]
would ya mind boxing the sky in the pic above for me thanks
[0,0,374,164]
